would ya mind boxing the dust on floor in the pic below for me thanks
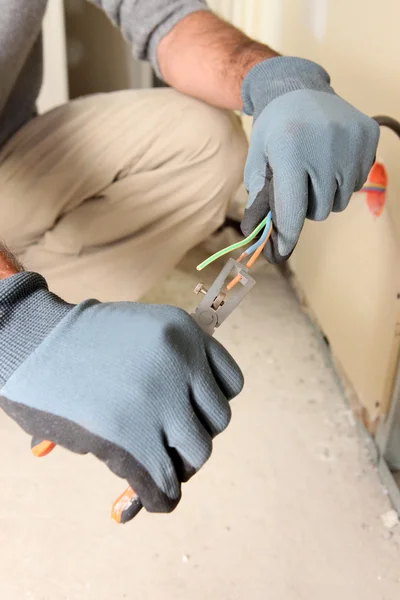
[0,244,399,600]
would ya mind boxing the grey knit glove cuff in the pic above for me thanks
[242,56,335,120]
[0,272,73,387]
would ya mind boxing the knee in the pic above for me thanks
[171,93,248,195]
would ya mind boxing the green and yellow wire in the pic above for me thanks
[196,211,273,291]
[196,214,270,271]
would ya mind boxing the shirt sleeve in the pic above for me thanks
[90,0,211,76]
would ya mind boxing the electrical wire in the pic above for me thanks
[362,185,386,192]
[196,215,268,271]
[237,212,272,260]
[226,220,273,291]
[373,116,400,139]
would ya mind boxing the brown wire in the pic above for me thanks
[226,223,272,292]
[226,223,272,291]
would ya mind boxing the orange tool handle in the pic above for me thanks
[31,439,142,523]
[111,486,143,524]
[31,439,56,457]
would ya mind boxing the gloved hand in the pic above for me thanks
[0,272,243,515]
[241,57,380,263]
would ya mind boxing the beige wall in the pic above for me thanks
[37,0,68,112]
[64,0,152,98]
[231,0,400,424]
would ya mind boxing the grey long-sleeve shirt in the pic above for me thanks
[0,0,209,149]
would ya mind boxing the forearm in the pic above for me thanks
[157,11,279,110]
[0,243,72,387]
[0,243,23,279]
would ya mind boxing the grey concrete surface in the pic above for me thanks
[0,245,399,600]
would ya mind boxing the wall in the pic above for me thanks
[283,0,400,425]
[210,0,283,47]
[37,0,69,113]
[64,0,151,98]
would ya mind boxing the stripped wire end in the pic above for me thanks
[226,221,272,291]
[196,214,269,272]
[196,212,273,292]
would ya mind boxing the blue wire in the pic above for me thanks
[362,186,386,192]
[244,211,272,256]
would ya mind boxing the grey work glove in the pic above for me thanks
[241,57,380,263]
[0,272,243,515]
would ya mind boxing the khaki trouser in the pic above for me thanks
[0,89,247,303]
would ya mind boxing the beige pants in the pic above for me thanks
[0,89,247,303]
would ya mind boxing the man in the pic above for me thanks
[0,1,379,521]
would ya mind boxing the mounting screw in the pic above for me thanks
[194,283,207,295]
[212,292,226,310]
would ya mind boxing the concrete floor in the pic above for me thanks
[1,241,399,600]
